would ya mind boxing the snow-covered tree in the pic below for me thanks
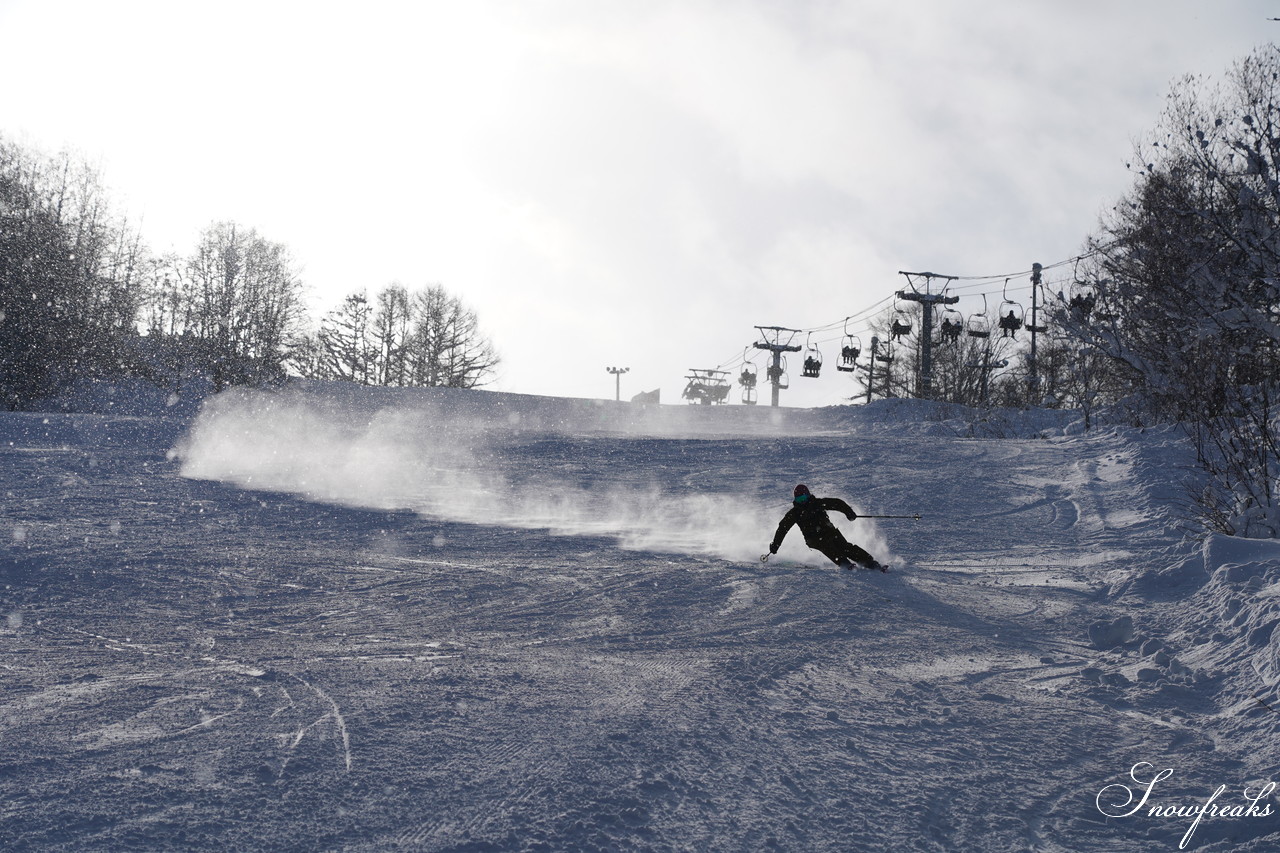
[1067,46,1280,537]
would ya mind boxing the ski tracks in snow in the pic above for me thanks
[3,407,1266,851]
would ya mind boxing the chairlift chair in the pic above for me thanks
[682,369,731,405]
[1066,280,1097,318]
[1025,280,1049,333]
[801,334,822,378]
[890,297,913,340]
[739,359,759,405]
[997,279,1024,338]
[939,307,964,343]
[998,300,1024,338]
[767,356,791,390]
[837,333,861,372]
[968,293,993,339]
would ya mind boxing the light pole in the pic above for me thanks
[606,366,629,401]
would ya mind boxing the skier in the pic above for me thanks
[768,484,886,571]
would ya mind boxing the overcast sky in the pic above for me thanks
[1,0,1276,407]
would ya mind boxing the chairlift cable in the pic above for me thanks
[691,245,1114,393]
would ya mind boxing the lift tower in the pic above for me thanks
[1027,262,1045,392]
[753,326,802,407]
[896,271,959,399]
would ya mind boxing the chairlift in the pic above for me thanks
[767,356,790,390]
[939,306,964,343]
[1066,280,1097,318]
[967,294,991,339]
[998,279,1024,338]
[801,333,822,378]
[1061,257,1097,319]
[739,355,759,405]
[890,296,913,340]
[837,324,861,372]
[998,303,1024,337]
[875,341,894,364]
[1025,278,1048,334]
[682,369,732,405]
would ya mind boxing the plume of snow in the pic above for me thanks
[172,386,831,563]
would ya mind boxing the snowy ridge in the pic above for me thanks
[3,382,1280,851]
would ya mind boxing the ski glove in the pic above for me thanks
[846,510,857,520]
[769,543,778,554]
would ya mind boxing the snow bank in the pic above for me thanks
[1143,535,1280,734]
[806,397,1084,439]
[1204,534,1280,579]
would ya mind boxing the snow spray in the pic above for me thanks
[172,387,853,564]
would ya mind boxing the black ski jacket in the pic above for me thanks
[770,497,855,552]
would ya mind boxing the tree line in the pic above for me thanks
[0,135,497,409]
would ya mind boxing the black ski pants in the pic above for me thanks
[811,532,875,567]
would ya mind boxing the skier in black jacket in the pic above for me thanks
[768,484,886,571]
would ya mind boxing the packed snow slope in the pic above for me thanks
[3,381,1280,852]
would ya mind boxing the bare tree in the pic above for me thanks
[316,292,376,383]
[371,284,413,387]
[181,222,306,389]
[860,305,1016,407]
[406,284,498,389]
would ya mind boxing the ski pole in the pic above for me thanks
[855,514,922,520]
